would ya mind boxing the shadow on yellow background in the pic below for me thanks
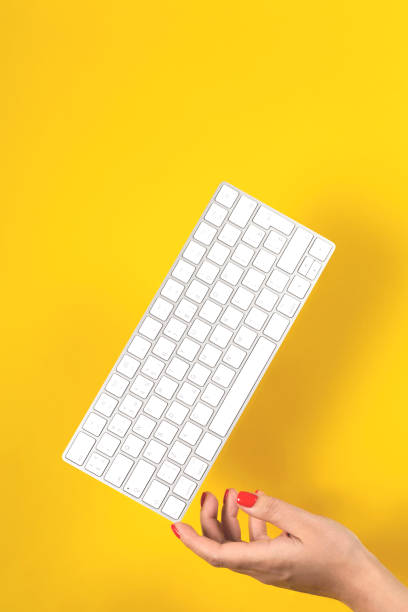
[2,1,408,611]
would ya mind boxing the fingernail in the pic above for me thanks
[237,491,258,507]
[223,488,229,503]
[255,489,260,494]
[171,524,180,539]
[200,492,207,507]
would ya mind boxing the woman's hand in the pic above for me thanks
[171,489,408,612]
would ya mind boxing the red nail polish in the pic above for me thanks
[237,491,258,507]
[200,492,207,507]
[254,489,260,494]
[171,524,180,539]
[223,488,229,503]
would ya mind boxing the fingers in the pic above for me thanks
[248,490,269,541]
[173,522,262,570]
[221,488,241,541]
[200,491,225,542]
[237,490,315,537]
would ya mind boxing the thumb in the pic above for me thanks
[237,490,316,537]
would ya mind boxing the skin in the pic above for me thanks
[173,489,408,611]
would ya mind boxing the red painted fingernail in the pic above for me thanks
[223,488,229,503]
[255,489,260,494]
[237,491,258,507]
[200,492,207,507]
[171,524,180,539]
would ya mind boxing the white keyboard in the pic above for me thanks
[63,183,335,521]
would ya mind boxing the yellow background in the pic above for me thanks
[2,1,408,611]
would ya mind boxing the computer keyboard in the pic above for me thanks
[63,183,335,521]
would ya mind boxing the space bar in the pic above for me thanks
[209,337,275,437]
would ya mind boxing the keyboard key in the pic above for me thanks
[253,249,275,273]
[142,356,165,379]
[105,454,133,487]
[256,288,278,311]
[223,345,246,368]
[143,440,167,463]
[253,207,294,235]
[139,317,162,340]
[143,480,169,507]
[215,184,239,207]
[264,230,287,253]
[117,355,140,378]
[119,394,142,418]
[190,402,213,426]
[168,441,191,464]
[194,221,217,245]
[242,269,265,291]
[106,373,129,398]
[186,279,208,303]
[128,335,151,359]
[213,364,235,387]
[242,224,265,247]
[183,240,206,264]
[220,305,243,330]
[288,275,310,299]
[235,326,257,349]
[144,396,167,418]
[172,259,195,283]
[178,337,200,361]
[66,432,95,465]
[188,363,211,386]
[177,382,200,405]
[229,195,257,227]
[205,202,228,226]
[210,324,233,348]
[306,260,321,280]
[245,307,268,330]
[221,262,244,285]
[166,356,189,380]
[277,228,313,274]
[133,414,156,438]
[232,243,254,266]
[277,294,300,317]
[157,460,180,484]
[196,433,222,461]
[218,223,241,246]
[264,313,289,341]
[210,338,276,436]
[154,421,178,444]
[231,287,253,310]
[162,495,185,519]
[166,401,188,425]
[94,393,118,417]
[201,383,224,407]
[83,412,106,436]
[161,278,184,302]
[173,476,197,500]
[86,452,109,476]
[124,459,154,497]
[156,376,178,400]
[188,319,211,342]
[153,337,176,360]
[108,413,132,437]
[130,375,153,398]
[309,238,332,261]
[298,255,313,276]
[150,297,173,321]
[210,281,232,304]
[174,298,197,322]
[207,242,230,265]
[96,432,120,457]
[122,434,145,458]
[267,269,289,292]
[184,456,208,480]
[196,261,219,284]
[199,299,221,323]
[199,343,222,367]
[180,422,202,445]
[163,317,186,341]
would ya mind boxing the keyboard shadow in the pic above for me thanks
[213,205,401,536]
